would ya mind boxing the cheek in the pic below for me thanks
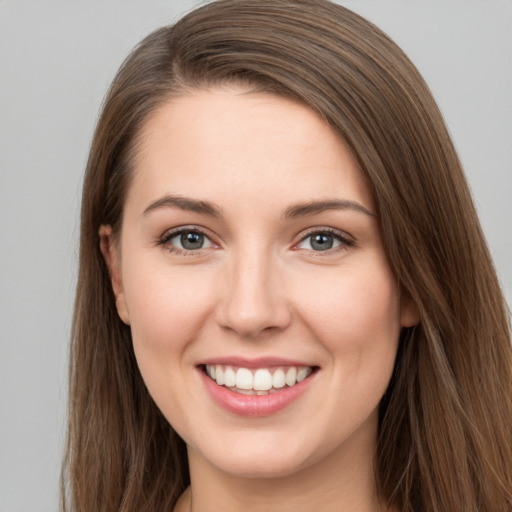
[121,255,217,379]
[121,262,219,429]
[294,259,401,360]
[293,259,401,439]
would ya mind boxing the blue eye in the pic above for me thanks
[297,230,353,252]
[177,231,206,250]
[309,233,336,251]
[161,228,213,252]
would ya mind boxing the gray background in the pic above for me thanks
[1,1,510,510]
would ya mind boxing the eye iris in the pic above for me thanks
[180,231,204,250]
[311,233,333,251]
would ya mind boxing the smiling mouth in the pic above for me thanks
[203,364,315,396]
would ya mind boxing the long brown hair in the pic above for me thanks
[63,1,512,510]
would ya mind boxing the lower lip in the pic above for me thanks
[199,368,315,417]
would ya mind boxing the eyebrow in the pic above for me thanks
[142,195,374,220]
[282,199,375,219]
[142,195,222,217]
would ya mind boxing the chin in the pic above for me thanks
[187,427,335,480]
[207,452,312,480]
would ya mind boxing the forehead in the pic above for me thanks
[127,87,374,215]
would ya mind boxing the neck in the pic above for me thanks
[177,426,387,512]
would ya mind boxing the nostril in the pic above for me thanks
[213,260,293,337]
[216,296,292,338]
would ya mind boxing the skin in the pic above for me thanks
[100,87,417,512]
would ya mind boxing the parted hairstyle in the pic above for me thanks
[62,1,512,511]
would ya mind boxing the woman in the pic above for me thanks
[62,1,512,511]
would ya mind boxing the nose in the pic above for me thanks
[215,248,292,339]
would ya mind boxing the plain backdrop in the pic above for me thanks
[0,1,511,510]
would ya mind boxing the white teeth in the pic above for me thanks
[253,369,273,391]
[296,367,312,382]
[285,367,297,386]
[205,364,314,393]
[236,368,253,390]
[215,364,224,385]
[224,367,236,387]
[272,368,286,389]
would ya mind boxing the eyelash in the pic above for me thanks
[295,227,356,254]
[156,226,355,255]
[157,226,213,255]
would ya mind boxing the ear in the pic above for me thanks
[99,225,130,325]
[400,291,420,328]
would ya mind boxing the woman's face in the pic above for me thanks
[103,87,417,479]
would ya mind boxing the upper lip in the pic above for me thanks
[198,356,316,368]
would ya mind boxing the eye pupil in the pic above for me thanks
[311,233,333,251]
[181,231,204,250]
